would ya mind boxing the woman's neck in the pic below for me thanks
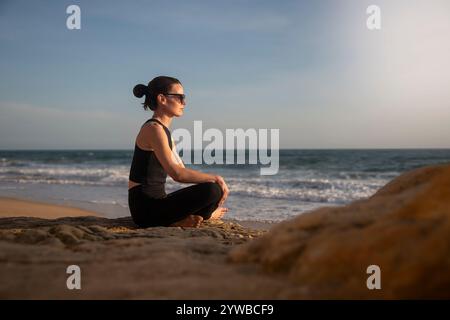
[152,113,172,128]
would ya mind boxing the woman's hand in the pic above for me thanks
[210,206,229,220]
[214,175,229,206]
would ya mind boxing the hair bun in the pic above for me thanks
[133,84,148,98]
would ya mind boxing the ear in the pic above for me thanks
[156,93,166,106]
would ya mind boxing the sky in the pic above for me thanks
[0,0,449,149]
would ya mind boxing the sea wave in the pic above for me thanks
[2,148,449,207]
[0,163,389,203]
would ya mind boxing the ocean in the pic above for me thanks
[1,149,449,222]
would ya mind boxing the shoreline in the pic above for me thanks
[0,196,275,231]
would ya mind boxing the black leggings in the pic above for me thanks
[128,182,223,227]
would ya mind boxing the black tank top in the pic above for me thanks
[129,118,173,199]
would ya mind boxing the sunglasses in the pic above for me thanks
[163,93,186,104]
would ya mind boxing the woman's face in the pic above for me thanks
[159,83,186,117]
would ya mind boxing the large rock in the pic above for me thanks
[228,164,450,299]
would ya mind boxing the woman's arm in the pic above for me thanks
[145,123,229,204]
[146,123,216,184]
[171,137,185,168]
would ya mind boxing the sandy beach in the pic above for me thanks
[0,197,100,219]
[1,164,450,299]
[0,198,282,299]
[0,197,274,230]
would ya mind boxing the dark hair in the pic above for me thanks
[133,76,182,111]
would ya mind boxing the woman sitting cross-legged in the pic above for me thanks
[128,76,229,228]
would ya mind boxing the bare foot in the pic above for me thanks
[210,207,228,220]
[169,215,203,228]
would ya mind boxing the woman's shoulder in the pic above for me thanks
[141,121,166,137]
[141,121,169,142]
[135,122,163,149]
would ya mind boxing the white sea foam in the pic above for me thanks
[0,162,392,203]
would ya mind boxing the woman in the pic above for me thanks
[128,76,229,228]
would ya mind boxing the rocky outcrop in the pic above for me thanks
[229,165,450,299]
[0,218,285,299]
